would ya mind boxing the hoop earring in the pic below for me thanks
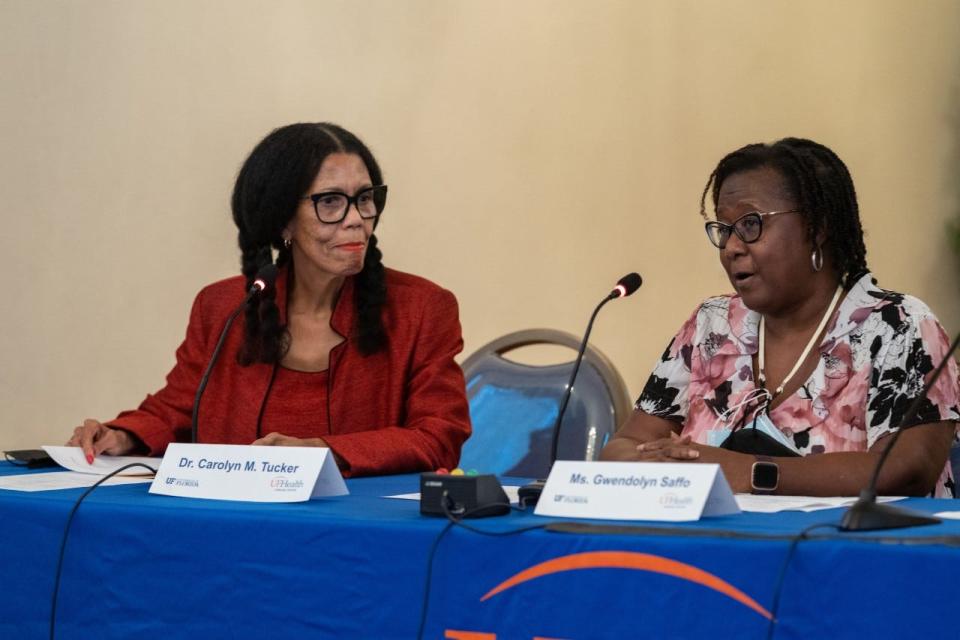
[811,247,824,272]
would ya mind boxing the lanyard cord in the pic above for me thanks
[758,284,843,399]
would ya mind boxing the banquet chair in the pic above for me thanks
[458,328,632,478]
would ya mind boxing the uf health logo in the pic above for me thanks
[443,551,771,639]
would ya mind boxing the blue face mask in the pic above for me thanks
[735,412,799,454]
[705,390,801,456]
[706,389,770,446]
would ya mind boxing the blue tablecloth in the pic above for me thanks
[2,462,959,639]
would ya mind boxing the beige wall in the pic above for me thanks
[1,0,959,450]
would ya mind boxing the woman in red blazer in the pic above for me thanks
[67,123,471,476]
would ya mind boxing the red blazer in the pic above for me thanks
[108,267,471,477]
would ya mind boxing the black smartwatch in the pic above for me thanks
[750,455,779,494]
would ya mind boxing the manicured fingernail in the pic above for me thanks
[86,453,94,464]
[689,451,700,459]
[636,444,647,451]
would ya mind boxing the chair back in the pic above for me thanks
[458,329,631,478]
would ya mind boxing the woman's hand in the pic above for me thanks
[635,433,699,461]
[602,409,753,492]
[634,435,752,492]
[601,410,680,461]
[252,432,343,468]
[251,432,328,447]
[66,419,139,463]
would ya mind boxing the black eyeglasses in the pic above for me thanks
[302,185,388,224]
[704,209,801,249]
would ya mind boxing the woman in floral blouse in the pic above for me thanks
[601,138,959,497]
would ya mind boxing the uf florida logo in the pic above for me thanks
[443,550,771,639]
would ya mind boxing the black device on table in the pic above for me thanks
[419,472,510,518]
[4,449,57,468]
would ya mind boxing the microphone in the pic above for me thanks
[609,272,642,300]
[190,264,278,444]
[518,272,643,507]
[251,264,278,295]
[839,330,960,531]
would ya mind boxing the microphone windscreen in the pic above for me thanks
[614,272,643,298]
[253,263,278,292]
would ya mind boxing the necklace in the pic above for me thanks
[758,284,844,399]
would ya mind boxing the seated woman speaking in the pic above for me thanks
[67,123,471,476]
[601,138,959,497]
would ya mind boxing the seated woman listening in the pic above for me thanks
[601,138,959,497]
[67,123,471,476]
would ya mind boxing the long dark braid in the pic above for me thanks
[355,234,388,354]
[232,123,388,365]
[699,137,869,289]
[236,241,287,365]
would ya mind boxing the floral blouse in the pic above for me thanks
[637,272,960,497]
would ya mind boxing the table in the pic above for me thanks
[2,462,959,639]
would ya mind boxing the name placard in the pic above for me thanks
[533,461,739,521]
[149,443,347,502]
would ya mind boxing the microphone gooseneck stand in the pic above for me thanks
[191,264,278,444]
[840,331,960,532]
[518,273,642,507]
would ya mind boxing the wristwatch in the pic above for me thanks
[751,455,779,494]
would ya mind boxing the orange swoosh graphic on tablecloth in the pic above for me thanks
[480,550,772,620]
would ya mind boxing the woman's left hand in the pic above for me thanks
[635,433,699,461]
[251,432,328,447]
[637,435,752,493]
[251,432,345,468]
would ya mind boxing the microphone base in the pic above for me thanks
[839,497,941,532]
[419,473,510,518]
[518,480,546,508]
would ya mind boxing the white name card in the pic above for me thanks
[533,461,740,521]
[149,443,347,502]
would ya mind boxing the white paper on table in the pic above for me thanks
[0,471,153,492]
[386,486,522,504]
[735,494,905,513]
[42,446,159,476]
[934,511,960,519]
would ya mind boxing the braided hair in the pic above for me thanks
[231,123,388,365]
[699,137,868,289]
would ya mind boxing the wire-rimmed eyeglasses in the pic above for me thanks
[302,185,388,224]
[704,209,801,249]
